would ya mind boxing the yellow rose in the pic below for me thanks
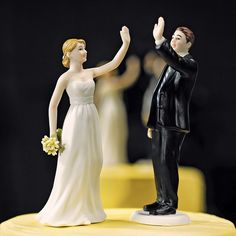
[41,135,60,156]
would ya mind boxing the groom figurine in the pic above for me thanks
[144,17,198,215]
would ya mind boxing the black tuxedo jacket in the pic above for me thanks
[147,40,198,133]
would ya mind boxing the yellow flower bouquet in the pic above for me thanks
[41,129,65,156]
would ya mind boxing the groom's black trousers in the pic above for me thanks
[151,127,186,208]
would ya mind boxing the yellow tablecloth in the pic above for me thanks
[100,163,206,212]
[1,209,235,236]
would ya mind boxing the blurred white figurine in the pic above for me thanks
[37,26,130,226]
[95,55,140,166]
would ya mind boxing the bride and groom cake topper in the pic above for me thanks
[38,16,198,226]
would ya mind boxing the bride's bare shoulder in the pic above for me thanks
[56,71,70,86]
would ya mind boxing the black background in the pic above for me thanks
[1,0,236,225]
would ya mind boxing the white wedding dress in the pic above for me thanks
[37,79,106,226]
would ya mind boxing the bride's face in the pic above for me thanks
[69,42,87,64]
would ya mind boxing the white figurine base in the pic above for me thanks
[130,210,191,226]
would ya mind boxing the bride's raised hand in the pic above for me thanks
[120,26,130,45]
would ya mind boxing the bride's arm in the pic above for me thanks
[48,75,68,136]
[91,26,130,78]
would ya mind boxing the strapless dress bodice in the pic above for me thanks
[66,79,95,105]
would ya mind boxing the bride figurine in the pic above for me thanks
[37,26,130,227]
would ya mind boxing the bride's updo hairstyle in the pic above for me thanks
[62,38,86,68]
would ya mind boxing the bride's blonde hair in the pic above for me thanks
[62,38,86,68]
